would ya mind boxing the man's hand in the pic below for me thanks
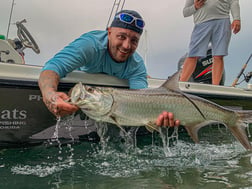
[39,70,79,117]
[231,20,241,34]
[156,111,180,127]
[194,0,206,10]
[43,91,79,117]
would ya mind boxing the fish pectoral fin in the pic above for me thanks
[184,120,219,143]
[145,122,159,133]
[109,115,127,134]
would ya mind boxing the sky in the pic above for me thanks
[1,0,252,87]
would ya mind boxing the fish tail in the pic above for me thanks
[228,111,252,150]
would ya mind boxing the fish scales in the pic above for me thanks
[70,72,252,150]
[111,88,235,127]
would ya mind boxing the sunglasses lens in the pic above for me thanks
[136,19,144,28]
[120,13,134,23]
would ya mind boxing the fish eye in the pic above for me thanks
[86,87,94,93]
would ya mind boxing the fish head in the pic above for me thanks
[70,82,113,117]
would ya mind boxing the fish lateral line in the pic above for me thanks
[161,71,206,120]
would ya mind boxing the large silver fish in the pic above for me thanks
[70,72,252,150]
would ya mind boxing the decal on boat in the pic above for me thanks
[29,94,43,101]
[201,57,213,66]
[0,109,27,129]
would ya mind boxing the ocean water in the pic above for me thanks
[0,123,252,189]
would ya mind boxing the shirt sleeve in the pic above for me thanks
[128,62,148,89]
[230,0,241,20]
[42,34,95,78]
[183,0,197,17]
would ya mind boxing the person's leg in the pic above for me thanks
[212,56,224,85]
[211,19,231,85]
[180,21,212,82]
[179,57,198,82]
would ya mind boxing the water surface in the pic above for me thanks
[1,125,252,189]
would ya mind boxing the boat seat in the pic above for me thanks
[0,39,24,64]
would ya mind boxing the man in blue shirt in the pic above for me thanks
[38,10,179,127]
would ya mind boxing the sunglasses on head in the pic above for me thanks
[116,13,145,29]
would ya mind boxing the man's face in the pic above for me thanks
[107,27,141,62]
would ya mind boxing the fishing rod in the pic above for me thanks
[231,53,252,87]
[6,0,15,39]
[106,0,125,29]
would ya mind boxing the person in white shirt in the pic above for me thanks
[179,0,241,85]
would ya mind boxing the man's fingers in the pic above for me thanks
[58,92,71,101]
[156,114,164,126]
[163,112,169,126]
[167,112,175,127]
[156,111,179,127]
[56,99,79,116]
[45,92,79,117]
[175,120,180,127]
[231,20,241,34]
[57,109,76,117]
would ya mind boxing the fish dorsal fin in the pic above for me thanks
[161,70,207,120]
[161,71,181,91]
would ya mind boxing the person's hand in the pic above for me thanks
[194,0,206,10]
[43,91,79,117]
[156,111,180,127]
[231,20,241,34]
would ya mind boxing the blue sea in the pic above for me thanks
[1,122,252,189]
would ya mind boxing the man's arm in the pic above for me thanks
[183,0,206,17]
[39,70,60,99]
[230,0,240,21]
[183,0,197,17]
[38,70,79,117]
[230,0,241,34]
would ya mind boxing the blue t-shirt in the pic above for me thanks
[42,30,148,89]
